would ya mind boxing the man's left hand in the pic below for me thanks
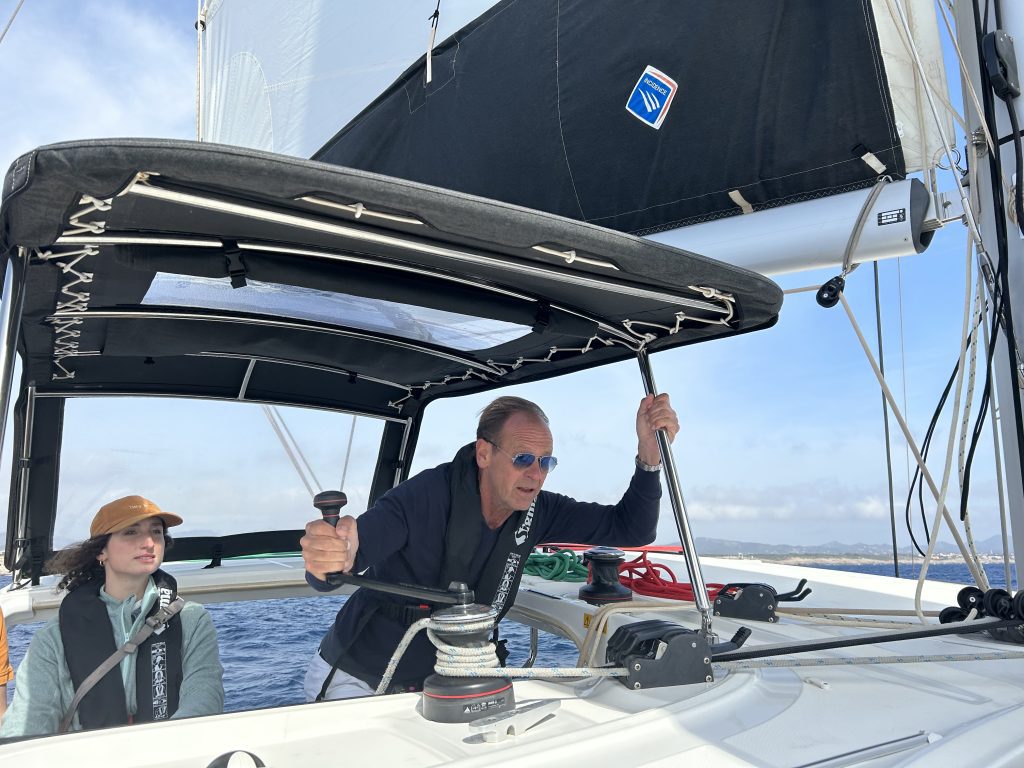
[636,393,679,466]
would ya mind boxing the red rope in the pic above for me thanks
[618,552,724,601]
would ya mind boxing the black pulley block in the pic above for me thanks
[983,588,1014,620]
[815,276,845,308]
[1013,591,1024,621]
[939,606,969,624]
[957,586,985,613]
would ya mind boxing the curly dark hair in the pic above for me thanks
[47,531,175,593]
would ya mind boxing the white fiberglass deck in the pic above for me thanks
[2,554,1022,767]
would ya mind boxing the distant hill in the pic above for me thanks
[687,533,1011,557]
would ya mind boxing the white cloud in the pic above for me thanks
[0,1,196,164]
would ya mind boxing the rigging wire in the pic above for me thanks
[338,414,357,491]
[892,0,985,251]
[895,256,915,568]
[935,0,998,155]
[261,405,318,497]
[0,0,25,47]
[873,261,901,577]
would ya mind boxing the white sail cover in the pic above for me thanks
[199,0,953,170]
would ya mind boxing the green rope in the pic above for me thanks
[525,549,588,582]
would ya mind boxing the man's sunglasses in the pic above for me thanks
[486,439,558,472]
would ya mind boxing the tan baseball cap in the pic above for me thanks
[90,495,183,537]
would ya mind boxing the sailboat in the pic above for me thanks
[0,1,1022,765]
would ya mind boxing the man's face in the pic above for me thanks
[477,413,554,522]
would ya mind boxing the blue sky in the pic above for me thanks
[0,1,1000,550]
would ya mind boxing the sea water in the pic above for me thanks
[0,561,1016,713]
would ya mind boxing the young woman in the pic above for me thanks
[0,496,223,737]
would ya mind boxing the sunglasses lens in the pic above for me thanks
[539,456,558,472]
[512,453,536,468]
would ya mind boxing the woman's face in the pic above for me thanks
[100,516,166,580]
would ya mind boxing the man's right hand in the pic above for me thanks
[301,516,360,581]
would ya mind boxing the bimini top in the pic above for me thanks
[0,139,783,419]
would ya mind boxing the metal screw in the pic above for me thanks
[768,617,775,622]
[633,682,641,689]
[703,657,710,664]
[633,663,641,671]
[705,675,713,682]
[691,642,697,648]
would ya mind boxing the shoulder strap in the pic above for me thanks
[59,597,185,734]
[440,442,485,589]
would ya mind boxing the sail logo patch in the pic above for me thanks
[626,66,677,129]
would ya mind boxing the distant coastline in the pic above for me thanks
[709,552,1013,567]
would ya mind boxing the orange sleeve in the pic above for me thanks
[0,611,14,685]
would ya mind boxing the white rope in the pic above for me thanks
[375,614,626,695]
[837,292,986,591]
[981,284,1015,591]
[841,178,891,276]
[958,274,990,589]
[377,617,433,694]
[906,215,972,621]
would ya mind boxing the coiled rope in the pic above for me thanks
[524,549,588,581]
[376,613,625,694]
[618,552,725,601]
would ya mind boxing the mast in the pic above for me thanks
[953,0,1024,572]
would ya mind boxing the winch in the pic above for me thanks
[578,546,632,605]
[316,491,515,723]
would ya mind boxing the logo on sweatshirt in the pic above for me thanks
[514,499,536,546]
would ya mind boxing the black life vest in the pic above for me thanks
[59,569,183,729]
[440,442,542,621]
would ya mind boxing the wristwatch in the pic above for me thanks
[635,455,662,472]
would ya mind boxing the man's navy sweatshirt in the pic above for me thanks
[308,457,662,689]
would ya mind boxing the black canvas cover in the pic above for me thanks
[1,139,782,419]
[2,140,783,569]
[316,0,903,235]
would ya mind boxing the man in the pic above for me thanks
[300,393,679,701]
